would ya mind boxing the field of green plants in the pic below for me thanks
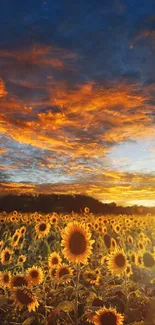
[0,209,155,325]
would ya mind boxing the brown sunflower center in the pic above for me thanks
[4,274,9,282]
[51,268,57,277]
[12,276,28,287]
[30,270,39,278]
[52,257,59,264]
[4,252,10,262]
[126,266,131,274]
[69,231,87,255]
[59,267,69,277]
[103,234,111,249]
[138,256,142,264]
[131,255,135,263]
[143,252,155,267]
[13,235,19,242]
[115,254,126,267]
[87,272,96,280]
[100,311,117,325]
[16,288,33,305]
[39,223,46,231]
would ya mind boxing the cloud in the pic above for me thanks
[0,169,155,206]
[0,2,155,206]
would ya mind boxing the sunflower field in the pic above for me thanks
[1,209,155,325]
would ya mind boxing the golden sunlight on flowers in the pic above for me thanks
[92,306,124,325]
[35,221,51,239]
[0,271,11,288]
[1,247,12,265]
[26,266,44,286]
[61,222,94,264]
[107,249,127,276]
[48,252,62,267]
[12,287,39,312]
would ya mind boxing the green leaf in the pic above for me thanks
[56,300,74,312]
[22,317,35,325]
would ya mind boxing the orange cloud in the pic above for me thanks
[0,44,155,206]
[0,79,154,166]
[0,170,155,206]
[0,79,8,98]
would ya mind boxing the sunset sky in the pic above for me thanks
[0,0,155,206]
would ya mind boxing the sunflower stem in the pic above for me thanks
[124,273,129,312]
[75,262,80,325]
[43,280,48,322]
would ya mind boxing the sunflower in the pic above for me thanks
[49,267,57,279]
[137,240,145,251]
[56,264,73,283]
[48,252,62,267]
[26,266,44,286]
[103,226,107,234]
[18,254,27,264]
[101,256,107,265]
[0,271,11,288]
[125,264,133,278]
[113,224,121,234]
[12,232,21,247]
[143,251,155,268]
[130,252,137,264]
[1,247,12,265]
[10,274,28,289]
[84,207,90,214]
[85,270,100,286]
[35,221,51,239]
[107,249,127,276]
[20,226,26,236]
[127,235,133,245]
[111,238,117,251]
[93,306,124,325]
[136,254,143,268]
[61,222,94,264]
[12,287,39,312]
[0,240,4,250]
[51,215,58,225]
[103,233,111,249]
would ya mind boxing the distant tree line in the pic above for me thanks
[0,194,154,215]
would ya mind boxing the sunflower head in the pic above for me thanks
[0,271,11,288]
[18,255,27,264]
[10,274,28,289]
[103,233,111,249]
[125,264,133,278]
[1,247,12,265]
[85,270,100,286]
[49,267,57,279]
[20,226,26,236]
[130,252,137,264]
[56,264,73,283]
[35,221,50,239]
[127,235,133,244]
[61,222,94,264]
[107,249,127,276]
[26,266,44,286]
[12,287,39,312]
[143,251,155,268]
[93,306,124,325]
[0,240,4,250]
[48,252,62,267]
[12,232,21,247]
